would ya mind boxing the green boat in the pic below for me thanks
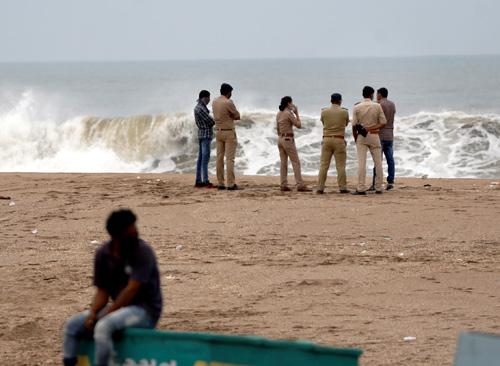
[77,328,362,366]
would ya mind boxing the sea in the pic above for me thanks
[1,56,499,178]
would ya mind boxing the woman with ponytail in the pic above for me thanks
[276,97,311,192]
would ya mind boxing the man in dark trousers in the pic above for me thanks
[370,87,396,190]
[62,209,162,366]
[194,89,216,188]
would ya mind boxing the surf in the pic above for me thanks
[1,92,499,178]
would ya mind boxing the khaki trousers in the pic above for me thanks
[356,134,383,192]
[216,130,237,186]
[317,137,347,191]
[278,137,305,188]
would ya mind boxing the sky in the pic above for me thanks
[1,0,499,62]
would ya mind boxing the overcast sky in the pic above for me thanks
[1,0,499,62]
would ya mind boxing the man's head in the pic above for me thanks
[362,86,375,100]
[106,209,139,259]
[331,93,342,106]
[220,83,233,98]
[377,87,388,102]
[198,90,210,105]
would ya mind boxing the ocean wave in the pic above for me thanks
[1,92,499,178]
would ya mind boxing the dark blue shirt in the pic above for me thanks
[93,240,163,323]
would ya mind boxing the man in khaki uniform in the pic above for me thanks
[352,86,387,195]
[212,83,241,190]
[316,93,350,194]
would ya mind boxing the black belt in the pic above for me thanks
[323,135,345,139]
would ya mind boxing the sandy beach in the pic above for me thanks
[0,173,499,365]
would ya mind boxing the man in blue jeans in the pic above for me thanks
[194,90,216,188]
[62,209,162,366]
[371,87,396,190]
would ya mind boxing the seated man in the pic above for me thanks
[62,209,163,366]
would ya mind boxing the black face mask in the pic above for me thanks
[118,235,139,260]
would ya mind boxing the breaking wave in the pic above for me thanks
[1,92,499,178]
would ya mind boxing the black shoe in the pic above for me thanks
[351,190,367,195]
[340,189,351,194]
[386,184,394,190]
[375,190,383,194]
[194,182,206,188]
[316,190,324,195]
[227,184,241,191]
[217,185,226,190]
[366,186,376,192]
[281,186,292,192]
[297,186,312,192]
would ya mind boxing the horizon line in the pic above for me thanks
[1,53,499,64]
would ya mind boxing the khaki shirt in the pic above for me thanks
[212,96,241,130]
[320,105,349,136]
[352,98,387,130]
[276,109,300,135]
[379,98,396,141]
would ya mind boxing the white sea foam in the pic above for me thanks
[1,92,499,178]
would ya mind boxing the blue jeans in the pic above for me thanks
[373,140,395,186]
[63,305,154,366]
[196,138,212,184]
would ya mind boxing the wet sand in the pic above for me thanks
[0,173,499,365]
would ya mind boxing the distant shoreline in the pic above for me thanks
[1,53,500,64]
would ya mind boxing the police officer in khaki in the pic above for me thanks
[316,93,350,194]
[212,83,241,190]
[276,96,311,192]
[352,86,387,195]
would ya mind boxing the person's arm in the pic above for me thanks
[372,104,387,130]
[104,247,155,316]
[86,248,109,329]
[291,106,301,128]
[102,279,142,315]
[85,288,109,329]
[198,105,215,129]
[345,109,350,126]
[228,100,241,121]
[352,108,358,141]
[194,107,204,130]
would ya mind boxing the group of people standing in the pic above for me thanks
[193,83,396,194]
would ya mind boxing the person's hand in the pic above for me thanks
[291,104,298,114]
[84,312,97,330]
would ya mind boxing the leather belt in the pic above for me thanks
[279,133,294,138]
[217,128,234,131]
[323,135,345,139]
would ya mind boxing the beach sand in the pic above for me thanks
[0,173,499,365]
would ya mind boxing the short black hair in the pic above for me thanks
[220,83,233,96]
[331,93,342,103]
[106,209,137,238]
[199,90,210,99]
[377,87,388,98]
[362,86,375,98]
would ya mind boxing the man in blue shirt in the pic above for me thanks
[194,90,216,188]
[62,210,162,366]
